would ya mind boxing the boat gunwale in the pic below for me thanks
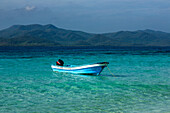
[51,62,108,70]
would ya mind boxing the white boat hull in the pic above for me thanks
[51,62,109,75]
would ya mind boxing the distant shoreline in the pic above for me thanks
[0,46,170,50]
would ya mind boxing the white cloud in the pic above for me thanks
[25,6,36,11]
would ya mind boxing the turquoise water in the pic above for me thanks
[0,47,170,112]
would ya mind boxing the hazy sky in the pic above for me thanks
[0,0,170,33]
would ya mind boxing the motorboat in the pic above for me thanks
[51,62,109,76]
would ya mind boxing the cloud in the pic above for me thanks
[0,0,170,32]
[25,6,36,11]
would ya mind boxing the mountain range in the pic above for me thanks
[0,24,170,47]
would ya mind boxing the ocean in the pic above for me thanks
[0,46,170,113]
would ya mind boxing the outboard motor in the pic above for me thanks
[56,59,64,66]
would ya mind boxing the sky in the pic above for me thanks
[0,0,170,33]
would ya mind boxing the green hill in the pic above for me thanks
[0,24,170,47]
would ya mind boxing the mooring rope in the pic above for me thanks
[106,66,116,77]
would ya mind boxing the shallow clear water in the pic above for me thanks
[0,47,170,112]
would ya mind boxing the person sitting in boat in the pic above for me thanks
[56,59,64,66]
